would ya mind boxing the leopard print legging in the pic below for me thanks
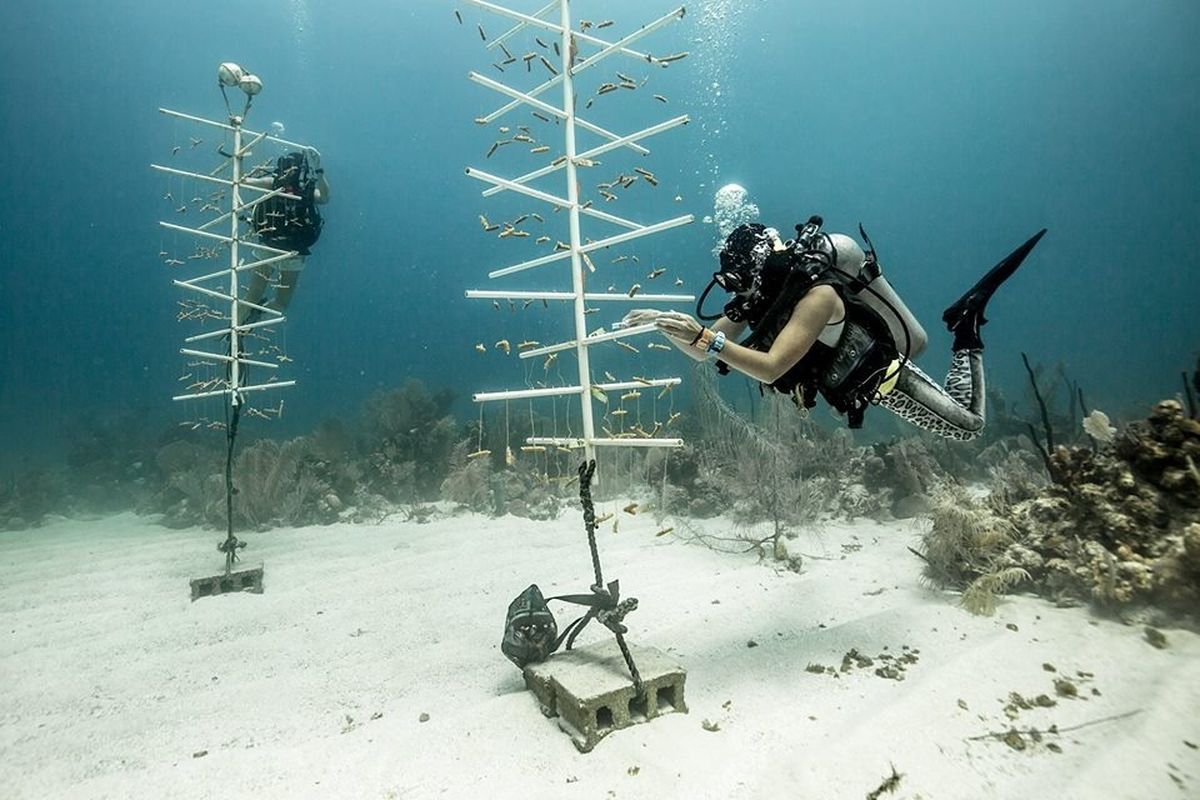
[878,350,985,440]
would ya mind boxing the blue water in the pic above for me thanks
[1,0,1197,468]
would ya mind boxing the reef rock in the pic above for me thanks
[994,399,1200,614]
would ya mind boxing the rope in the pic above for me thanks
[579,460,603,588]
[218,400,247,574]
[576,459,644,695]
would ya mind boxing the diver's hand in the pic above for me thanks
[654,310,704,344]
[621,308,664,327]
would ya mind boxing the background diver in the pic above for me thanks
[238,147,330,325]
[624,217,1047,439]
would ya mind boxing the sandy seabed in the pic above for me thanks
[1,508,1197,799]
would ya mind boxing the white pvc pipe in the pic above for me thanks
[486,249,572,280]
[557,0,598,466]
[527,436,684,448]
[578,206,643,232]
[516,322,656,359]
[579,215,694,254]
[158,107,310,152]
[569,7,686,76]
[179,348,278,370]
[184,315,284,343]
[477,5,683,124]
[595,378,681,392]
[486,0,557,50]
[178,252,299,287]
[465,290,695,302]
[474,384,584,403]
[151,164,234,189]
[466,289,575,301]
[481,115,688,199]
[173,379,296,402]
[472,376,681,404]
[462,0,654,62]
[159,221,295,255]
[469,71,649,156]
[465,166,570,208]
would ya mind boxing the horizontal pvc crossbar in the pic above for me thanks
[481,115,688,200]
[481,214,693,280]
[159,222,296,256]
[469,71,649,156]
[518,322,656,359]
[178,251,299,287]
[151,164,298,200]
[180,348,279,370]
[172,380,296,402]
[487,249,572,280]
[476,5,684,127]
[172,280,278,317]
[527,436,683,449]
[184,316,285,343]
[569,7,686,76]
[463,0,654,63]
[580,215,693,254]
[473,377,680,403]
[580,205,643,231]
[486,0,557,50]
[158,107,310,151]
[465,290,695,302]
[465,167,570,210]
[474,384,584,403]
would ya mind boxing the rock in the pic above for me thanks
[1144,626,1168,649]
[892,493,932,519]
[418,712,430,723]
[324,493,343,511]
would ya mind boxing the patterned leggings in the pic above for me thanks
[879,350,985,440]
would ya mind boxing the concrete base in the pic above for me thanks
[189,564,264,601]
[523,640,687,753]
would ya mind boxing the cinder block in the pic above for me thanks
[189,565,264,601]
[524,640,687,752]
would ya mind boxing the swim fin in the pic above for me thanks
[942,228,1046,351]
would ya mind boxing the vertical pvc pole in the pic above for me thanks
[559,0,597,466]
[228,122,243,403]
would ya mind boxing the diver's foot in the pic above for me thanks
[942,228,1046,350]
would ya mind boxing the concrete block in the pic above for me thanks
[189,564,264,601]
[523,640,687,752]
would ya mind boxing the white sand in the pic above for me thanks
[2,509,1197,799]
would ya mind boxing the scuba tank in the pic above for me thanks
[812,227,927,361]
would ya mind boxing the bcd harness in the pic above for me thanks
[699,216,910,429]
[250,153,324,255]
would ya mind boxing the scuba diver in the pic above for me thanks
[624,217,1046,440]
[238,147,329,324]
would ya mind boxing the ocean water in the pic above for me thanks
[0,0,1197,470]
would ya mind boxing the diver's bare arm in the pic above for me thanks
[656,286,839,383]
[668,314,746,361]
[313,172,330,204]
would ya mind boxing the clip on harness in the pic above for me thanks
[502,460,643,695]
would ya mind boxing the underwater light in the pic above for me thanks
[238,74,263,96]
[217,62,245,87]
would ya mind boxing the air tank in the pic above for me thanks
[826,233,927,359]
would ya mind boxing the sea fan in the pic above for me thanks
[1082,409,1117,443]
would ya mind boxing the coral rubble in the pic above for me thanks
[924,399,1200,617]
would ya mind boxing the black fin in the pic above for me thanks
[943,228,1046,350]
